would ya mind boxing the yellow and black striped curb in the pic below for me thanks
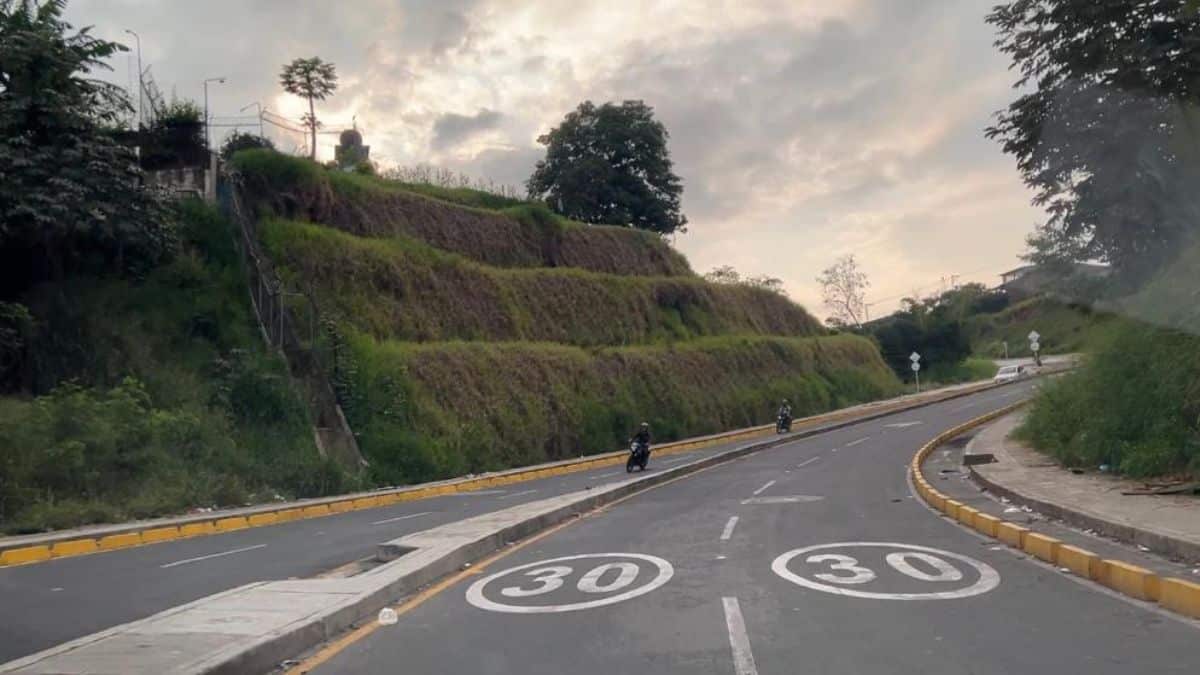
[911,404,1200,621]
[0,380,1001,568]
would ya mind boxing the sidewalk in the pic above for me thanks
[969,413,1200,564]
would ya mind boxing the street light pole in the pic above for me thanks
[124,29,142,128]
[203,77,226,149]
[240,101,263,138]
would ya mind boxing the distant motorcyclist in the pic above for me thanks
[631,422,652,449]
[777,399,792,422]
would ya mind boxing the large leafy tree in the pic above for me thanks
[527,100,687,235]
[279,57,337,161]
[986,0,1200,284]
[0,0,172,292]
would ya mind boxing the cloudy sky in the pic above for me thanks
[68,0,1042,316]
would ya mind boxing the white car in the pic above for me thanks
[993,364,1028,383]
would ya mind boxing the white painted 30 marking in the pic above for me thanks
[771,542,999,600]
[466,553,673,613]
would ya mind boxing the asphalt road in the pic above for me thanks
[0,412,822,662]
[307,379,1199,674]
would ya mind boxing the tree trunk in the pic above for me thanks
[308,96,317,161]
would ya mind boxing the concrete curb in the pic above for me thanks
[965,429,1200,564]
[0,380,1004,568]
[911,406,1200,621]
[2,395,942,675]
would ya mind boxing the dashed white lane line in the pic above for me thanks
[596,471,620,478]
[722,597,759,675]
[496,489,538,500]
[371,511,434,526]
[796,456,819,469]
[161,544,267,569]
[845,436,871,447]
[751,480,776,496]
[720,516,739,541]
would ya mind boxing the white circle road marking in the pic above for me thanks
[466,553,674,614]
[771,542,1000,600]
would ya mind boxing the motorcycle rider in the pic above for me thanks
[777,399,793,429]
[632,422,652,450]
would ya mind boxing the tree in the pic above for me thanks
[986,0,1200,284]
[817,254,869,327]
[279,57,337,161]
[219,130,275,161]
[0,0,172,292]
[703,265,787,295]
[527,100,687,235]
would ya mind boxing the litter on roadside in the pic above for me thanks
[1137,545,1150,552]
[378,608,399,625]
[1004,507,1021,513]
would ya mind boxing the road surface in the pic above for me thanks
[300,378,1198,674]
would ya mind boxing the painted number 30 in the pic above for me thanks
[808,552,962,585]
[501,562,640,597]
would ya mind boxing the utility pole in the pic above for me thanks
[203,77,226,149]
[124,29,143,128]
[240,101,264,138]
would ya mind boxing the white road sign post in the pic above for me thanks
[1027,330,1041,366]
[910,352,921,393]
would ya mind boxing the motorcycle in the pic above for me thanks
[776,413,792,434]
[625,440,650,472]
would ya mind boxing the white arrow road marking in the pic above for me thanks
[371,511,434,526]
[741,496,825,505]
[720,516,739,541]
[722,597,759,675]
[751,480,776,496]
[161,544,267,569]
[845,436,871,447]
[884,421,923,428]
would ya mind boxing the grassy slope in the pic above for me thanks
[261,218,822,346]
[0,201,348,533]
[230,150,693,276]
[967,295,1117,358]
[343,333,900,484]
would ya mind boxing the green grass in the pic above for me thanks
[0,200,351,533]
[338,333,902,485]
[967,295,1119,358]
[923,356,998,385]
[260,218,822,346]
[1017,322,1200,478]
[229,149,693,276]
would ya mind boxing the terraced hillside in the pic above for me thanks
[231,151,902,485]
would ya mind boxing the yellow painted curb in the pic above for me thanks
[973,513,1001,538]
[98,533,142,551]
[1102,560,1160,601]
[247,513,278,527]
[50,539,99,558]
[275,508,304,523]
[1057,544,1100,580]
[995,521,1028,549]
[0,545,51,566]
[942,499,962,519]
[214,517,249,533]
[956,505,978,528]
[302,505,331,519]
[352,497,381,510]
[329,501,354,514]
[180,521,217,538]
[1023,532,1061,564]
[141,527,181,544]
[1159,578,1200,618]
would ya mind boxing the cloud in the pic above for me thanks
[65,0,1040,315]
[431,108,504,150]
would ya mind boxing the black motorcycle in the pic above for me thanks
[776,413,792,434]
[626,440,650,472]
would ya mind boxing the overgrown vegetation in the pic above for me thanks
[261,218,821,346]
[230,150,693,276]
[966,295,1117,359]
[0,201,349,533]
[340,333,900,485]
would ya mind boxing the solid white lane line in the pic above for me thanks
[497,489,538,500]
[751,480,776,496]
[722,597,759,675]
[596,472,620,478]
[845,436,871,447]
[720,516,739,541]
[796,457,819,469]
[371,511,434,526]
[742,495,824,505]
[161,544,267,569]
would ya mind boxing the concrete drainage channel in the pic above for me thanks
[0,386,1015,675]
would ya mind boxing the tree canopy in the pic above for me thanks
[0,0,172,293]
[817,254,869,327]
[527,100,687,236]
[986,0,1200,284]
[280,57,337,160]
